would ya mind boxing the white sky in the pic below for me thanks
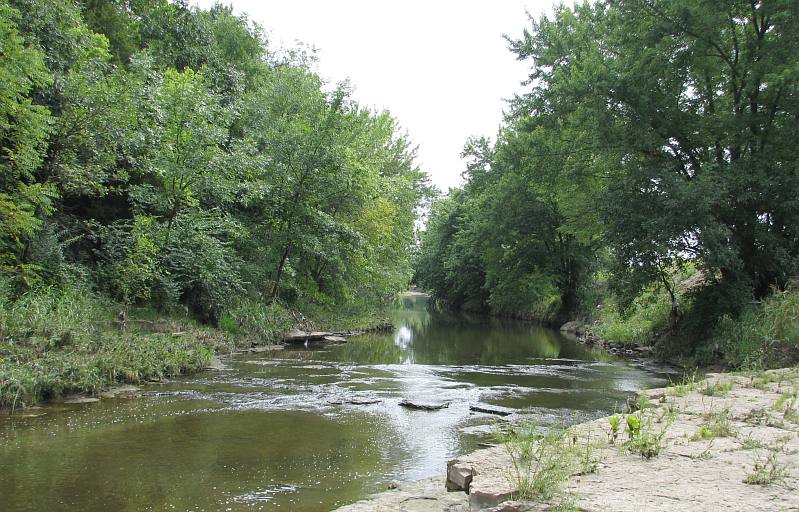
[194,1,555,192]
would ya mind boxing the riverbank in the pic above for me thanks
[336,367,799,511]
[0,287,391,411]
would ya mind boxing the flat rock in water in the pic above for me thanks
[246,345,284,353]
[321,335,347,344]
[62,396,100,404]
[469,404,515,417]
[99,385,140,399]
[399,399,449,411]
[204,356,227,371]
[283,330,334,342]
[328,398,382,406]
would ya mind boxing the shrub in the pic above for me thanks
[708,286,799,369]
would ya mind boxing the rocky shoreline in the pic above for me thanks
[335,367,799,511]
[558,320,655,359]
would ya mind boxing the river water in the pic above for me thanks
[0,294,668,511]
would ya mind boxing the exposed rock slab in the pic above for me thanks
[243,345,284,353]
[400,399,450,411]
[99,385,140,399]
[61,396,100,404]
[470,404,515,416]
[328,398,382,406]
[447,445,516,509]
[559,320,587,335]
[204,356,227,370]
[334,477,469,512]
[282,330,335,342]
[336,368,799,512]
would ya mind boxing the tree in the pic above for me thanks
[507,0,799,323]
[0,2,55,283]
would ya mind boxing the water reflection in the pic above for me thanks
[320,294,589,366]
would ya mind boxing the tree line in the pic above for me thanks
[415,0,799,365]
[1,0,430,324]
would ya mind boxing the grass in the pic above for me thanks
[496,421,576,501]
[711,287,799,370]
[0,279,389,411]
[744,450,791,486]
[691,408,736,441]
[0,285,219,410]
[496,421,604,506]
[740,434,768,450]
[700,379,734,397]
[593,264,697,347]
[668,370,700,397]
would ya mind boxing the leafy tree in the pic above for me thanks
[0,2,55,283]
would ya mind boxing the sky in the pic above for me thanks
[193,1,556,192]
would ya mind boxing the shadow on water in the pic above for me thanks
[0,293,669,511]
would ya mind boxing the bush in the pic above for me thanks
[706,286,799,369]
[219,298,294,345]
[594,286,673,345]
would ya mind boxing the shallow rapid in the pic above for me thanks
[0,294,668,511]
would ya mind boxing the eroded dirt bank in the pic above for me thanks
[336,368,799,511]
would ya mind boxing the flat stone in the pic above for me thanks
[329,399,382,406]
[99,385,140,399]
[62,396,100,404]
[399,400,449,411]
[322,335,347,343]
[246,345,284,353]
[283,330,335,342]
[204,356,227,370]
[470,404,515,417]
[487,502,550,512]
[333,477,469,512]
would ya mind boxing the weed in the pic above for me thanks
[744,451,790,486]
[668,370,699,397]
[608,415,622,444]
[690,440,714,460]
[571,429,601,475]
[692,408,737,440]
[701,380,733,397]
[624,412,670,459]
[497,421,575,501]
[773,391,799,424]
[744,407,769,426]
[741,434,767,450]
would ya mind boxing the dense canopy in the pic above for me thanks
[415,0,799,365]
[0,0,431,324]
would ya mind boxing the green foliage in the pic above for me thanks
[418,0,799,366]
[691,408,736,441]
[0,2,55,280]
[219,299,294,345]
[706,286,799,369]
[0,0,426,324]
[0,0,428,407]
[496,421,577,501]
[607,415,622,444]
[744,450,790,486]
[0,277,218,410]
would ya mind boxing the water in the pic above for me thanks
[0,294,668,511]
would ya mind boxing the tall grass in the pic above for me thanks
[709,286,799,369]
[593,286,674,346]
[0,280,214,410]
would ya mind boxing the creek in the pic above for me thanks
[0,293,668,511]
